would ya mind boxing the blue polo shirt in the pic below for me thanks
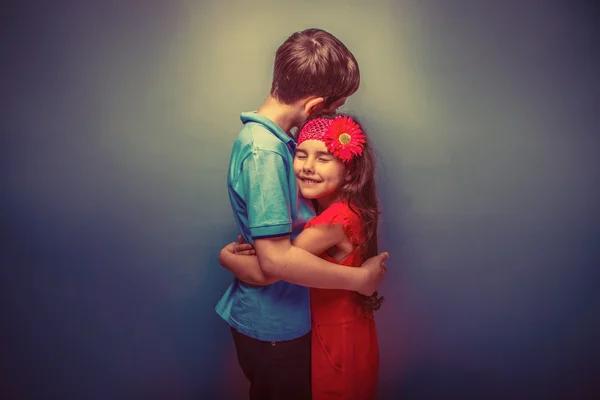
[215,111,315,342]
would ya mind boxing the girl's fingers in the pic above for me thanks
[234,243,254,252]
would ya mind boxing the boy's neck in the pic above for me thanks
[257,95,304,136]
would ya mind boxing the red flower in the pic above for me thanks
[323,116,366,162]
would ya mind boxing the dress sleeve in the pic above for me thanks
[304,202,363,245]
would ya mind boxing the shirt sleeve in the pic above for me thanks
[241,149,293,239]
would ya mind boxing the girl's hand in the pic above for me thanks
[219,237,277,286]
[233,234,256,256]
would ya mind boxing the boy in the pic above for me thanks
[215,28,388,400]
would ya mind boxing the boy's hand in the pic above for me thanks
[357,252,389,296]
[233,234,256,256]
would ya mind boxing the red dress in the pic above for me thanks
[306,202,379,400]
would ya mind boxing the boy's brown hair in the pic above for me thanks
[270,28,360,107]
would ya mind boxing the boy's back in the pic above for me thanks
[216,111,314,342]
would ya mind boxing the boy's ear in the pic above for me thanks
[303,97,326,116]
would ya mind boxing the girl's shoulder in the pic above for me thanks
[305,201,363,244]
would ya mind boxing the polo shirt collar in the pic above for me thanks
[240,111,296,149]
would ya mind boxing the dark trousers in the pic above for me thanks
[230,327,312,400]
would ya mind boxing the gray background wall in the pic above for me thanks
[2,0,598,398]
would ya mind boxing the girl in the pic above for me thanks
[220,113,384,399]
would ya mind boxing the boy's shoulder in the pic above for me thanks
[237,122,283,145]
[234,114,293,156]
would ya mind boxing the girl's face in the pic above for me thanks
[294,139,348,206]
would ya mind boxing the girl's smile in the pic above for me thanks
[298,177,323,185]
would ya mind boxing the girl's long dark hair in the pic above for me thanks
[300,112,384,312]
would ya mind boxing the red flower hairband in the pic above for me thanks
[323,116,366,162]
[296,115,366,162]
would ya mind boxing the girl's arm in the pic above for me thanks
[219,224,346,286]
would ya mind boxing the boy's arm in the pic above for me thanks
[254,235,387,295]
[221,223,387,295]
[219,224,346,286]
[219,242,276,285]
